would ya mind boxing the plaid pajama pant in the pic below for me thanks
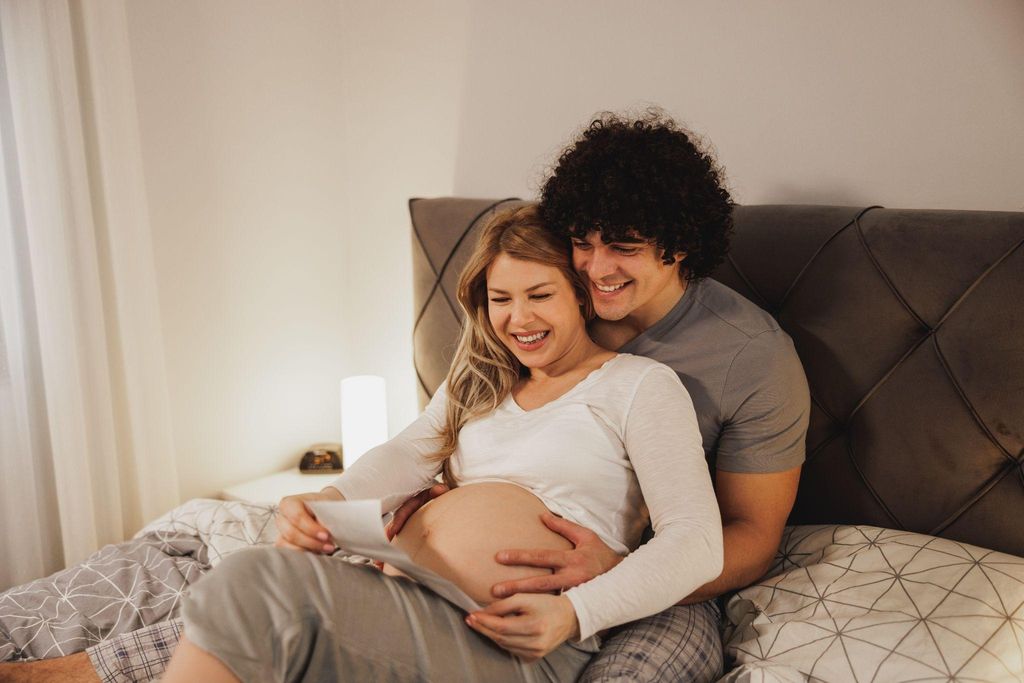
[87,618,184,683]
[85,598,723,683]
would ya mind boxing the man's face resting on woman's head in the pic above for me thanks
[486,254,589,371]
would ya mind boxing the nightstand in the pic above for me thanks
[221,469,341,504]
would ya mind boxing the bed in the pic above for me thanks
[3,200,1022,682]
[409,199,1024,681]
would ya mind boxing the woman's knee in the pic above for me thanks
[188,547,327,621]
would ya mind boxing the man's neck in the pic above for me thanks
[592,278,688,350]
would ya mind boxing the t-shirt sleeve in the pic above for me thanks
[564,364,724,641]
[715,330,810,473]
[327,385,447,513]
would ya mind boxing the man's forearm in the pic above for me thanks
[677,519,777,605]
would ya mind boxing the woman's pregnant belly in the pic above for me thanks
[386,482,572,605]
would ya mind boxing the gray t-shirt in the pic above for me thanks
[618,277,810,474]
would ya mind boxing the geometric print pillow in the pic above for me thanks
[722,525,1024,682]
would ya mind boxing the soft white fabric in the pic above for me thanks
[724,525,1024,682]
[331,353,723,640]
[0,0,178,591]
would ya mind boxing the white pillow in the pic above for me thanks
[723,525,1024,682]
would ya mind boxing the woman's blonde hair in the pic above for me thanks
[431,205,594,487]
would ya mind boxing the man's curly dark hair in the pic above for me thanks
[539,110,733,279]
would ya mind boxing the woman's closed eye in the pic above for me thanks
[489,293,553,304]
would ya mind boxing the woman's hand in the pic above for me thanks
[274,488,343,553]
[465,594,579,662]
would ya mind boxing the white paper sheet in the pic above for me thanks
[306,499,482,613]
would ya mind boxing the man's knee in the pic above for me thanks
[0,651,99,683]
[579,602,723,683]
[581,645,722,683]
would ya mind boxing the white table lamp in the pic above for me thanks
[341,375,388,469]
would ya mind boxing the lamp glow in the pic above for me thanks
[341,375,388,469]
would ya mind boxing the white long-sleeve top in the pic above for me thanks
[329,353,723,641]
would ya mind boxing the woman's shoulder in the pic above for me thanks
[585,354,682,399]
[604,353,678,379]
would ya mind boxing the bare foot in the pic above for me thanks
[0,652,100,683]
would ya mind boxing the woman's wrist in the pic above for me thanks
[318,485,345,501]
[558,595,581,641]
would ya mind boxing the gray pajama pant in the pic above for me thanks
[180,546,598,682]
[87,550,723,682]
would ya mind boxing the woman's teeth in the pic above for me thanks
[595,282,628,292]
[514,331,548,343]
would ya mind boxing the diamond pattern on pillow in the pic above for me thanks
[724,525,1024,682]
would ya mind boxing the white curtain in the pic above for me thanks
[0,0,180,592]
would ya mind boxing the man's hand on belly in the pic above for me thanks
[491,512,622,598]
[386,483,450,540]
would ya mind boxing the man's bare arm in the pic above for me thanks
[677,465,800,604]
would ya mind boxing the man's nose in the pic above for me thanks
[587,247,616,280]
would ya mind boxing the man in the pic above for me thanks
[526,111,808,680]
[0,111,807,682]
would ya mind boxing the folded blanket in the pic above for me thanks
[0,499,277,662]
[0,533,205,662]
[135,499,279,567]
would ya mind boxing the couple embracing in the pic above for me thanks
[163,111,810,683]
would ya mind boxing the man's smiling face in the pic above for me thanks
[571,231,685,327]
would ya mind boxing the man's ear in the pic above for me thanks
[675,251,688,263]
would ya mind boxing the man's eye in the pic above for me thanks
[571,242,592,250]
[613,246,640,255]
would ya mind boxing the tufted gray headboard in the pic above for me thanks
[409,198,1024,557]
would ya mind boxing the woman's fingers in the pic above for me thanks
[274,513,334,553]
[282,498,332,540]
[465,613,542,661]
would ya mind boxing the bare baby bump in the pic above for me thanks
[388,482,572,605]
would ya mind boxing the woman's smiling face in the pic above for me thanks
[486,253,589,371]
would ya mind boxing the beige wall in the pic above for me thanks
[449,0,1024,209]
[124,1,1024,498]
[125,1,351,499]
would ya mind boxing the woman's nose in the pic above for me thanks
[509,301,533,327]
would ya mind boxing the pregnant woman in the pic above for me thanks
[162,205,723,683]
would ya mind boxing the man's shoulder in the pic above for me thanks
[687,278,781,341]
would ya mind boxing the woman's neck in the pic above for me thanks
[526,331,609,383]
